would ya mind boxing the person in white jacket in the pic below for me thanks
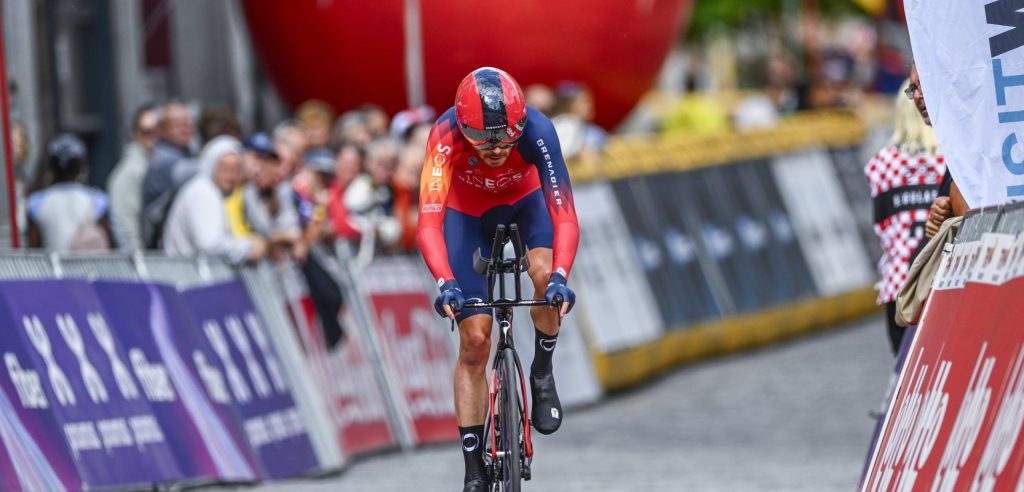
[162,135,266,264]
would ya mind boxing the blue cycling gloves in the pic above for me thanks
[437,275,573,319]
[544,272,575,314]
[434,279,466,318]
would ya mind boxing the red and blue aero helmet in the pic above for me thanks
[455,67,527,149]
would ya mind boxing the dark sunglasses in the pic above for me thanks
[904,83,921,100]
[472,140,518,151]
[461,117,527,150]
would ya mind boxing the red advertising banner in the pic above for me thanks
[863,231,1024,490]
[321,325,398,458]
[363,258,458,446]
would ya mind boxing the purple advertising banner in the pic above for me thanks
[145,283,262,482]
[0,442,20,491]
[0,288,78,492]
[181,281,319,479]
[0,280,183,489]
[93,281,242,483]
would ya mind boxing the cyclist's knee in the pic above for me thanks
[458,318,491,367]
[459,341,489,368]
[527,248,553,289]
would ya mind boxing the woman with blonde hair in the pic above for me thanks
[865,78,946,354]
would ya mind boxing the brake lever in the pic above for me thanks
[449,299,460,332]
[553,294,564,327]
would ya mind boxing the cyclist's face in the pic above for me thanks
[474,145,512,168]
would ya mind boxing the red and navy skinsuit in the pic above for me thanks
[417,106,579,320]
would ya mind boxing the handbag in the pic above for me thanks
[895,215,963,327]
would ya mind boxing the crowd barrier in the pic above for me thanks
[861,203,1024,491]
[0,110,885,490]
[571,111,880,389]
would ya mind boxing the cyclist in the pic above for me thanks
[417,67,579,492]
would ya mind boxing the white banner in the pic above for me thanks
[906,0,1024,207]
[771,149,875,295]
[571,183,664,351]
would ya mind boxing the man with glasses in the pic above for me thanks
[107,103,159,251]
[907,64,970,240]
[417,67,579,492]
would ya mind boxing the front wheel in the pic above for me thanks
[498,348,522,491]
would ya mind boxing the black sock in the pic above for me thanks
[460,425,486,483]
[531,329,558,377]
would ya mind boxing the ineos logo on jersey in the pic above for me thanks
[458,169,526,191]
[462,433,479,452]
[428,143,453,192]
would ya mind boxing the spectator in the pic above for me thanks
[525,83,556,116]
[661,76,730,136]
[224,132,267,239]
[331,110,373,149]
[865,76,946,355]
[27,134,111,252]
[807,49,859,109]
[9,120,30,239]
[273,119,309,180]
[551,82,608,167]
[359,103,390,140]
[292,148,336,240]
[345,138,401,248]
[107,103,158,251]
[324,142,365,243]
[733,55,799,131]
[141,101,195,248]
[197,105,243,145]
[292,147,347,349]
[912,62,969,240]
[732,94,779,132]
[296,99,334,151]
[389,105,436,141]
[392,142,423,252]
[162,135,266,264]
[241,132,304,261]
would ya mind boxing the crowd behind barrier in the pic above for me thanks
[862,203,1024,491]
[0,110,886,491]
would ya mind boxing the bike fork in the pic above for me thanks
[511,350,533,480]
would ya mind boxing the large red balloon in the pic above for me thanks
[241,0,692,129]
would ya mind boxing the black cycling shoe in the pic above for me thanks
[463,477,490,492]
[530,372,563,435]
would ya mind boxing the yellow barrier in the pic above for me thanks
[572,110,866,183]
[591,288,879,392]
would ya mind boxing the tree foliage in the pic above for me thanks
[687,0,869,42]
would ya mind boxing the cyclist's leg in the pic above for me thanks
[513,189,559,336]
[514,190,564,434]
[444,208,493,485]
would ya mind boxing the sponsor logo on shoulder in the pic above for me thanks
[421,203,443,213]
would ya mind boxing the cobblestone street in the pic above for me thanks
[246,316,893,491]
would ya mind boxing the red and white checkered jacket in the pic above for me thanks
[865,146,946,304]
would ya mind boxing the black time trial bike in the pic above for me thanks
[449,223,563,492]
